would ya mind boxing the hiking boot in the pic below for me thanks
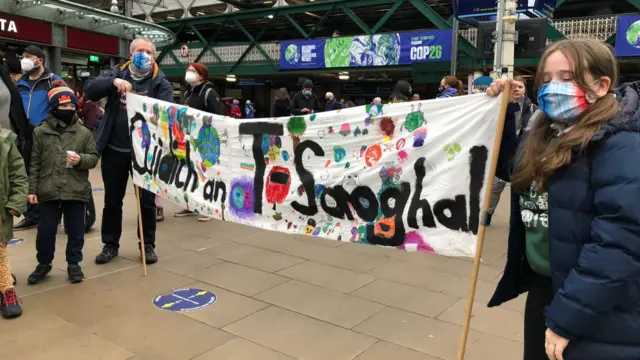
[0,289,22,319]
[156,207,164,222]
[27,264,52,285]
[67,264,84,284]
[141,244,158,264]
[95,246,118,264]
[14,218,37,231]
[198,216,212,222]
[174,209,195,217]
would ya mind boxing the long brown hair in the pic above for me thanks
[511,39,619,192]
[443,75,465,95]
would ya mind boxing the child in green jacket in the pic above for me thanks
[27,86,98,285]
[0,129,28,319]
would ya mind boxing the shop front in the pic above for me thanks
[0,0,174,93]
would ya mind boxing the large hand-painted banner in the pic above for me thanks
[127,93,502,257]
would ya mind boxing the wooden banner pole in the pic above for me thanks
[134,185,148,277]
[457,81,511,360]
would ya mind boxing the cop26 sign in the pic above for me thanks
[127,93,502,257]
[280,30,453,70]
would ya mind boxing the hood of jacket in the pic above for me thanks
[0,128,17,147]
[441,87,459,97]
[591,81,640,141]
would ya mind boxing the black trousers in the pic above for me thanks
[524,273,554,360]
[36,200,85,265]
[23,202,39,223]
[101,147,156,249]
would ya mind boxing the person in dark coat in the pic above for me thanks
[0,57,31,168]
[84,37,173,266]
[14,46,65,231]
[324,92,342,111]
[390,80,412,103]
[79,96,99,132]
[175,62,223,220]
[272,87,290,117]
[486,76,537,225]
[183,62,223,116]
[290,79,322,115]
[486,39,640,360]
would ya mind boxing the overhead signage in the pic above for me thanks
[616,15,640,57]
[180,44,189,57]
[455,0,528,18]
[280,30,453,70]
[0,18,17,33]
[89,55,100,63]
[0,12,52,44]
[532,0,557,19]
[66,27,119,55]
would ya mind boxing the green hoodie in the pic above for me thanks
[29,115,98,203]
[0,129,28,244]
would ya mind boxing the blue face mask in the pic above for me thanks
[132,52,152,73]
[302,90,312,97]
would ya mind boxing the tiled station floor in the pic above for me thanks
[1,169,523,360]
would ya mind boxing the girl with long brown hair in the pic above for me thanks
[487,39,640,360]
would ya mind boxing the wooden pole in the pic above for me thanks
[134,185,148,277]
[457,81,511,360]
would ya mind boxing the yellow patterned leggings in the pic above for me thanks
[0,243,13,292]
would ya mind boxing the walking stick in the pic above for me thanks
[457,81,512,360]
[134,185,148,277]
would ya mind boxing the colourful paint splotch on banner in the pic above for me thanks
[127,93,502,257]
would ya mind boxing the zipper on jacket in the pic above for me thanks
[25,75,51,122]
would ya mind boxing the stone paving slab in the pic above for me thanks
[3,170,523,360]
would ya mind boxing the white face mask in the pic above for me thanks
[185,71,198,84]
[21,58,35,72]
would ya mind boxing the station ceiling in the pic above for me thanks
[74,0,638,22]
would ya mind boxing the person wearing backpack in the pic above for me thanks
[174,63,223,221]
[84,37,173,266]
[14,45,64,231]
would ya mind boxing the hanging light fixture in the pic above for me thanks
[226,74,236,82]
[338,72,349,80]
[110,0,119,13]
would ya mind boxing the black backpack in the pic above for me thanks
[64,192,96,233]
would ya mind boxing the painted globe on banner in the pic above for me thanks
[285,44,300,65]
[627,20,640,49]
[197,124,220,168]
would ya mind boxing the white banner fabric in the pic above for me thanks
[127,93,502,257]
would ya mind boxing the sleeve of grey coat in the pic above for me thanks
[76,130,99,170]
[6,141,28,215]
[28,131,42,196]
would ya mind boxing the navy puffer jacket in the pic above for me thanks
[489,81,640,360]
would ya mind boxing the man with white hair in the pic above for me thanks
[84,37,173,265]
[325,91,342,111]
[372,97,382,105]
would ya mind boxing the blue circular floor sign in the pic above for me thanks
[153,288,216,312]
